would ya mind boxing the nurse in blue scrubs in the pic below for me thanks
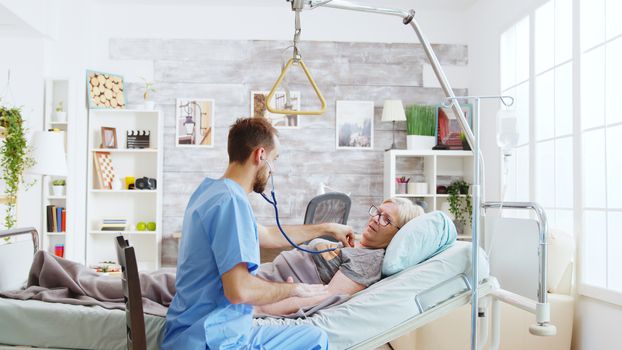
[162,117,354,350]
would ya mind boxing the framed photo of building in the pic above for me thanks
[435,104,473,150]
[251,90,300,128]
[336,100,374,150]
[175,98,215,147]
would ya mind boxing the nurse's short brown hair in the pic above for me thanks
[228,117,278,164]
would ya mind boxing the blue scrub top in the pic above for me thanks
[162,178,260,350]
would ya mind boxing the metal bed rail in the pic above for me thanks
[0,227,39,253]
[482,201,557,339]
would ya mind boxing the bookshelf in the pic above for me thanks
[41,79,70,257]
[383,150,474,239]
[86,109,163,271]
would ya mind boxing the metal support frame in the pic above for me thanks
[284,1,554,348]
[286,2,478,348]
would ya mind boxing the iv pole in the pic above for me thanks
[284,1,492,349]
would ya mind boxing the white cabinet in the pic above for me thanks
[86,109,163,271]
[383,150,473,238]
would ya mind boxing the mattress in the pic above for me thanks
[0,298,165,350]
[0,241,488,350]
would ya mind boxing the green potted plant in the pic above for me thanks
[446,179,472,234]
[405,104,436,150]
[141,77,156,110]
[0,105,35,230]
[54,101,66,122]
[51,179,66,196]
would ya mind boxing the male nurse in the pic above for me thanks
[162,117,354,349]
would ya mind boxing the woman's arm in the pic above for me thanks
[254,271,365,316]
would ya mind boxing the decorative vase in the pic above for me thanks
[54,111,67,123]
[407,135,436,150]
[144,101,155,110]
[52,185,65,197]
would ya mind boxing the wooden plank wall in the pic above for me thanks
[110,39,468,265]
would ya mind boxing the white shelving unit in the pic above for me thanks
[41,79,71,257]
[383,150,474,239]
[86,109,163,271]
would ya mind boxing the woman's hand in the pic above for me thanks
[325,223,355,247]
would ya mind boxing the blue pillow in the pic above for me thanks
[382,211,457,276]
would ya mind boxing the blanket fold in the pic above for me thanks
[0,251,175,317]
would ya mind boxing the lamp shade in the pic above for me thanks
[381,100,407,122]
[27,131,67,176]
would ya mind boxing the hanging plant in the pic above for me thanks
[447,179,472,229]
[0,105,35,230]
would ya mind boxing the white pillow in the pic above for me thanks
[382,211,457,276]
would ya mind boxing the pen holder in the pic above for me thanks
[397,183,407,194]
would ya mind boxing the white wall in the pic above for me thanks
[0,35,45,235]
[1,0,470,258]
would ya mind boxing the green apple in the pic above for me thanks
[136,222,147,231]
[147,222,156,231]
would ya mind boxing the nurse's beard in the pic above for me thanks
[252,166,269,194]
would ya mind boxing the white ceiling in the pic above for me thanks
[0,4,42,37]
[103,0,478,12]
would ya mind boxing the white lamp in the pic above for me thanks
[381,100,406,150]
[27,131,67,176]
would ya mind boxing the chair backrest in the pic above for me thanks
[304,192,351,226]
[115,236,147,350]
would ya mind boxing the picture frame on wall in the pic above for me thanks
[175,98,215,147]
[336,100,374,150]
[100,127,117,149]
[86,70,126,109]
[251,90,301,128]
[434,104,473,151]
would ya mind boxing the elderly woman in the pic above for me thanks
[255,197,423,316]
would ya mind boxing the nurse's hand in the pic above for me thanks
[292,283,329,298]
[326,223,355,247]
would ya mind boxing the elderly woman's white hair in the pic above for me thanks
[382,197,425,228]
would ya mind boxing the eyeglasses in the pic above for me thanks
[368,205,401,230]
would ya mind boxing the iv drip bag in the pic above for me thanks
[496,109,519,156]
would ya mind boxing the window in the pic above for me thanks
[500,0,622,304]
[580,0,622,295]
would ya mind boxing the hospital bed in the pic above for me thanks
[0,202,550,350]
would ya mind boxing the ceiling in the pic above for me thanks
[102,0,479,11]
[0,4,43,37]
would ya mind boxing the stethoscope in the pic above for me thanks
[259,158,337,254]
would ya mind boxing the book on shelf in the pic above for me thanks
[100,218,128,231]
[46,205,67,233]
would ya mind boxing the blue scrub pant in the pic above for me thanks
[243,325,329,350]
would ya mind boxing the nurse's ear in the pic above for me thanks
[251,147,265,166]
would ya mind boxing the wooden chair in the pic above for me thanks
[115,236,147,350]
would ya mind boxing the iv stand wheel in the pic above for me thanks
[529,323,557,336]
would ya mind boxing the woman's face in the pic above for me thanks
[360,202,400,249]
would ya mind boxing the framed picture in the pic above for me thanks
[251,90,300,128]
[175,98,215,147]
[93,151,115,190]
[86,70,125,109]
[336,100,374,150]
[100,127,117,149]
[435,104,473,150]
